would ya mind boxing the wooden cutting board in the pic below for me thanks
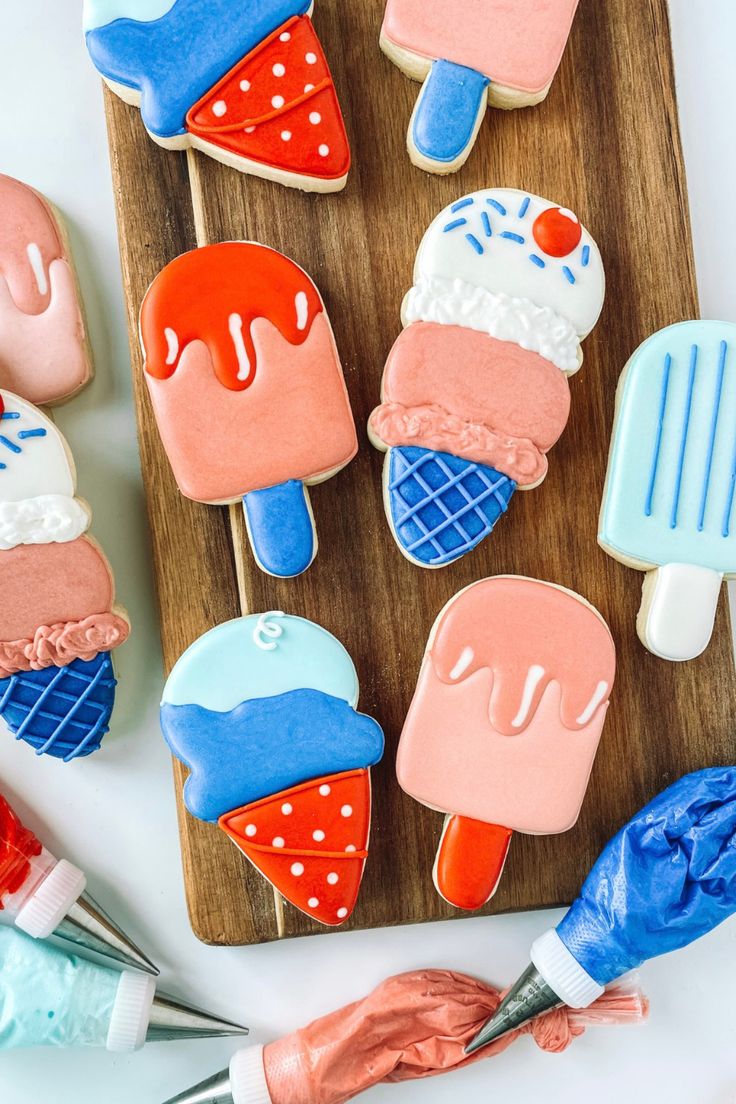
[101,0,736,945]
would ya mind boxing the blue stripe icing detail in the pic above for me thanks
[500,231,524,244]
[481,211,492,237]
[529,254,545,268]
[412,59,489,165]
[443,218,468,233]
[451,198,475,212]
[465,234,484,255]
[518,197,530,218]
[581,245,591,267]
[486,199,507,216]
[599,321,736,572]
[562,266,576,285]
[85,0,311,137]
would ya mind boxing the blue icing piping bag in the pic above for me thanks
[467,766,736,1053]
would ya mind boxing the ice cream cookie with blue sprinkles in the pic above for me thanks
[369,188,605,568]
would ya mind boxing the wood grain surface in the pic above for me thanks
[102,0,736,945]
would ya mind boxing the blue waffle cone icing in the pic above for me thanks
[0,652,116,761]
[387,446,516,567]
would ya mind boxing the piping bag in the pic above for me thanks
[0,926,248,1051]
[467,766,736,1053]
[0,792,157,975]
[161,970,645,1104]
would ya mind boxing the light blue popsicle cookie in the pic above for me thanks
[599,320,736,661]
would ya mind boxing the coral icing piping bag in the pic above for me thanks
[467,765,736,1054]
[161,970,646,1104]
[0,792,157,975]
[0,926,248,1051]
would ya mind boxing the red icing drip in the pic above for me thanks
[0,794,42,909]
[141,242,324,392]
[532,206,583,257]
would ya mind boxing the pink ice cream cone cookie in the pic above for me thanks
[381,0,579,174]
[0,175,92,406]
[396,576,615,909]
[0,391,129,761]
[369,188,605,568]
[140,242,358,579]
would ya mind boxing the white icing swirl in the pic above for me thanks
[404,275,581,373]
[0,494,90,550]
[253,611,286,651]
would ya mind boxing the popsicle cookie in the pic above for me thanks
[84,1,351,192]
[0,175,92,405]
[380,0,579,173]
[396,576,615,909]
[369,188,605,568]
[161,613,384,927]
[600,320,736,661]
[0,391,129,760]
[140,242,358,578]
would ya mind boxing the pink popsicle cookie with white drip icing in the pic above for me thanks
[396,576,616,910]
[0,175,92,406]
[369,188,605,568]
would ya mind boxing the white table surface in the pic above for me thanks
[1,4,735,1102]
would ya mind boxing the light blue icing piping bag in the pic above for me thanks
[411,59,490,168]
[242,479,316,578]
[0,927,248,1051]
[467,766,736,1053]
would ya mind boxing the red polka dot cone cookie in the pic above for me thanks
[160,614,384,927]
[368,188,605,569]
[84,2,350,192]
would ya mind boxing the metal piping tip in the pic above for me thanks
[52,890,159,976]
[465,963,563,1054]
[147,992,249,1042]
[160,1068,234,1104]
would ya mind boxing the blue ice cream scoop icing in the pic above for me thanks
[84,0,311,137]
[160,614,384,821]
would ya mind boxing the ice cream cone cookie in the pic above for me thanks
[140,242,358,578]
[599,321,736,662]
[396,576,615,909]
[369,189,605,568]
[380,1,579,174]
[83,2,350,192]
[161,613,384,926]
[0,175,92,405]
[0,391,129,761]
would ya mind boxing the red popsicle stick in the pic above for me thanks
[434,815,512,910]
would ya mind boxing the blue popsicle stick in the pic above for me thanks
[242,479,316,578]
[412,59,489,166]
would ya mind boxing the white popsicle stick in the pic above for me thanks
[638,562,724,662]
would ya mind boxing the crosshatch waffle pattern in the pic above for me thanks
[387,445,515,566]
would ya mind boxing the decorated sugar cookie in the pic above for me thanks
[381,0,579,173]
[0,391,129,760]
[84,1,351,192]
[140,242,358,578]
[0,175,92,405]
[369,188,605,568]
[397,577,615,910]
[161,613,384,927]
[600,321,736,662]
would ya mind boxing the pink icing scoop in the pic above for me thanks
[161,969,646,1104]
[397,576,616,909]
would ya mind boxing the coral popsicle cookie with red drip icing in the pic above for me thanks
[140,242,358,579]
[160,614,384,927]
[83,1,350,192]
[396,576,615,910]
[0,174,92,405]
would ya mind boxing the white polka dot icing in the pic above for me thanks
[313,829,325,842]
[319,784,331,796]
[341,805,353,818]
[291,862,304,876]
[327,872,339,885]
[273,63,286,77]
[308,897,320,909]
[212,100,227,117]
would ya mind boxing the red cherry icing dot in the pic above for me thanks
[532,207,583,258]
